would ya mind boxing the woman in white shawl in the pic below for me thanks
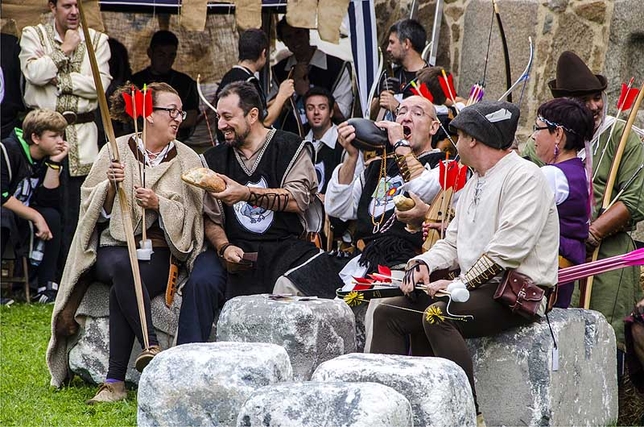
[46,82,204,403]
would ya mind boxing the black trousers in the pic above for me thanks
[94,246,170,381]
[1,206,62,288]
[371,282,534,412]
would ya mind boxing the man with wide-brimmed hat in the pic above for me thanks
[526,51,644,352]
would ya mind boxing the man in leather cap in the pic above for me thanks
[526,51,644,352]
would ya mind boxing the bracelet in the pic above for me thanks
[45,161,61,170]
[217,243,233,258]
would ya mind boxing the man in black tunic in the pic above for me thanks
[177,82,320,344]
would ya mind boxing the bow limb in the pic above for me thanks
[580,81,644,309]
[365,48,384,118]
[493,0,512,103]
[197,74,217,114]
[497,36,533,102]
[78,1,151,350]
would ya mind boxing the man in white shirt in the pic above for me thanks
[270,17,353,135]
[20,0,111,272]
[371,101,559,424]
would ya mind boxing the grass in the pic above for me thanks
[0,303,137,426]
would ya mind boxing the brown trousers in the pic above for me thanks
[370,282,535,411]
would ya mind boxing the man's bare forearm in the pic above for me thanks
[246,187,301,213]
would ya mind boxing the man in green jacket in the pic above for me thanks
[524,51,644,353]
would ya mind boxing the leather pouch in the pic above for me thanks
[493,270,545,319]
[347,118,388,151]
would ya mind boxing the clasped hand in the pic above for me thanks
[207,174,250,206]
[401,261,450,297]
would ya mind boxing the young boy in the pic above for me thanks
[1,109,69,303]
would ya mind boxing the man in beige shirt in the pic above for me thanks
[20,0,111,262]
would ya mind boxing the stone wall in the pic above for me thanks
[374,0,644,139]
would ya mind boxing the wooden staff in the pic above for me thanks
[78,1,151,350]
[580,81,644,309]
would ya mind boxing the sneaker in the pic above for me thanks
[1,298,15,306]
[86,381,127,405]
[32,282,58,304]
[135,345,162,372]
[32,289,56,304]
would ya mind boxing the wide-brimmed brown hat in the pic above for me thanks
[548,51,607,98]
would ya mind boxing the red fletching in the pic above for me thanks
[378,265,392,277]
[353,276,373,284]
[122,85,147,119]
[439,157,459,190]
[438,73,456,101]
[411,83,434,102]
[616,82,639,111]
[142,87,153,117]
[454,163,468,191]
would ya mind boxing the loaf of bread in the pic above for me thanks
[393,194,415,211]
[181,167,226,192]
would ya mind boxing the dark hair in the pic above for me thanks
[303,86,335,111]
[218,81,266,121]
[276,17,308,41]
[238,29,268,62]
[150,30,178,49]
[537,98,594,151]
[389,19,426,53]
[109,82,179,123]
[415,67,452,105]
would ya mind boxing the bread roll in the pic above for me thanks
[181,167,226,192]
[393,194,415,211]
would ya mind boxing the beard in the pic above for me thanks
[224,126,250,149]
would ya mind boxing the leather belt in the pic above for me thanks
[62,110,96,125]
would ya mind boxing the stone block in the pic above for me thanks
[137,342,293,427]
[237,381,413,427]
[68,282,180,385]
[468,308,617,426]
[217,294,356,380]
[311,353,476,426]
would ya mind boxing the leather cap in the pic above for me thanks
[548,51,607,98]
[347,118,388,151]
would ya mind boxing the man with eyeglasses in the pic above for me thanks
[275,96,446,348]
[522,51,644,355]
[176,81,321,344]
[132,31,199,142]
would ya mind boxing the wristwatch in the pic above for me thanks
[393,139,411,151]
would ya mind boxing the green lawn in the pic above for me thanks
[0,303,137,426]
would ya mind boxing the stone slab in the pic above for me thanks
[467,308,618,426]
[217,294,356,380]
[237,381,413,427]
[68,282,180,385]
[137,342,293,427]
[311,353,476,426]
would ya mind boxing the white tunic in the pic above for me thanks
[20,23,111,176]
[412,151,560,288]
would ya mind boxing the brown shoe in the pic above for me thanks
[86,381,127,405]
[135,345,161,372]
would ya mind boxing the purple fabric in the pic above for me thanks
[551,158,589,308]
[552,158,589,264]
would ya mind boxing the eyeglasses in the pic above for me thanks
[532,124,550,132]
[153,107,187,120]
[395,106,436,121]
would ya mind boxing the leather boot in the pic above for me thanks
[86,381,127,405]
[135,345,161,372]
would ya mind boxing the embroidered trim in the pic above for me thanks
[234,128,276,176]
[462,254,503,289]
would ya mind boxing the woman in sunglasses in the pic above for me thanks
[532,97,594,308]
[47,82,204,403]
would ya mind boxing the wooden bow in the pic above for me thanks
[580,80,644,309]
[78,1,151,350]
